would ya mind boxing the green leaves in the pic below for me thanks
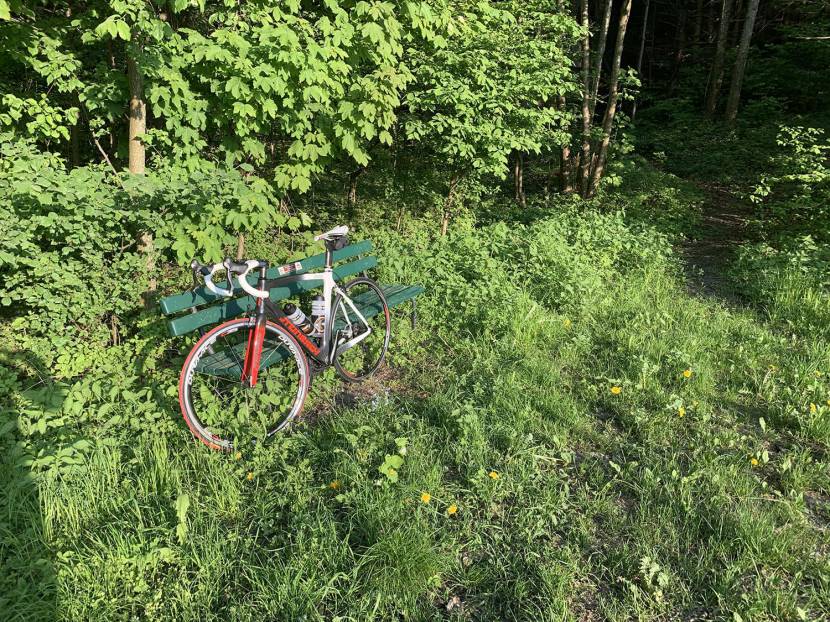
[95,16,131,41]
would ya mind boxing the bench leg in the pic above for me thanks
[410,298,417,330]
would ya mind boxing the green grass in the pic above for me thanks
[2,165,830,620]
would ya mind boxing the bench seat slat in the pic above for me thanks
[159,240,373,316]
[194,284,424,376]
[168,256,378,337]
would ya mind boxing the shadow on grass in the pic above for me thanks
[0,349,58,621]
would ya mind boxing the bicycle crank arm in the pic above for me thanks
[333,328,372,361]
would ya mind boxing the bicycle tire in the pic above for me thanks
[330,277,391,383]
[178,318,310,450]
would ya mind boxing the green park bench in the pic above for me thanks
[158,240,424,376]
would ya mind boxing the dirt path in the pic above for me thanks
[680,184,754,305]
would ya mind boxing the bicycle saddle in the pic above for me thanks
[314,225,349,241]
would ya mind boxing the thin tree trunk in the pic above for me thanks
[588,0,633,197]
[730,0,744,45]
[346,166,363,219]
[648,1,657,83]
[579,0,592,197]
[441,174,460,236]
[236,233,245,261]
[70,121,80,168]
[707,0,716,42]
[128,52,154,307]
[724,0,760,122]
[669,2,688,93]
[514,151,526,207]
[694,0,704,42]
[705,0,735,117]
[589,0,614,120]
[127,56,145,174]
[632,0,650,121]
[560,145,573,193]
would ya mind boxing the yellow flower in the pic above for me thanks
[329,480,341,490]
[678,406,686,418]
[563,318,572,328]
[610,386,622,395]
[246,472,254,481]
[827,399,830,407]
[420,492,431,504]
[234,451,242,461]
[750,458,759,467]
[810,403,818,414]
[447,504,458,515]
[683,369,693,379]
[488,470,500,480]
[815,371,824,377]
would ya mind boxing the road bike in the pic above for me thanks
[178,226,390,450]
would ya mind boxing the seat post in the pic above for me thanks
[324,246,333,269]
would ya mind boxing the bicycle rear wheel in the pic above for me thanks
[178,318,310,450]
[330,278,391,382]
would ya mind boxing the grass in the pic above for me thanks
[2,162,830,620]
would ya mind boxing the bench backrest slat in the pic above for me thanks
[166,255,378,337]
[159,240,373,316]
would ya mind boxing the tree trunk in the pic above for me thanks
[705,0,735,117]
[707,0,716,42]
[236,233,245,261]
[560,145,573,193]
[513,151,526,207]
[588,0,633,197]
[694,0,704,42]
[730,0,744,45]
[127,56,145,174]
[669,2,688,94]
[128,52,154,307]
[590,0,614,120]
[724,0,760,122]
[441,174,460,236]
[346,166,363,219]
[579,0,592,197]
[631,0,650,121]
[70,121,80,168]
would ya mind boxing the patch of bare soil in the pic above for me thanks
[680,184,754,306]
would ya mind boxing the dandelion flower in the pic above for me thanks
[563,318,572,328]
[420,492,431,504]
[810,403,818,414]
[329,480,341,490]
[815,371,824,377]
[610,386,622,395]
[234,451,242,460]
[678,406,686,418]
[447,504,458,515]
[683,369,693,379]
[488,470,500,480]
[246,472,254,481]
[750,458,759,467]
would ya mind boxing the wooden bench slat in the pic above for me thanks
[194,284,424,376]
[159,240,374,316]
[167,256,378,337]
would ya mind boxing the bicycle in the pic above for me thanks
[178,226,391,450]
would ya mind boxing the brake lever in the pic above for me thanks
[190,259,235,297]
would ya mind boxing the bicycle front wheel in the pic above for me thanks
[178,318,310,450]
[331,278,391,382]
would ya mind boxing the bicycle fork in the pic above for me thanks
[241,267,269,387]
